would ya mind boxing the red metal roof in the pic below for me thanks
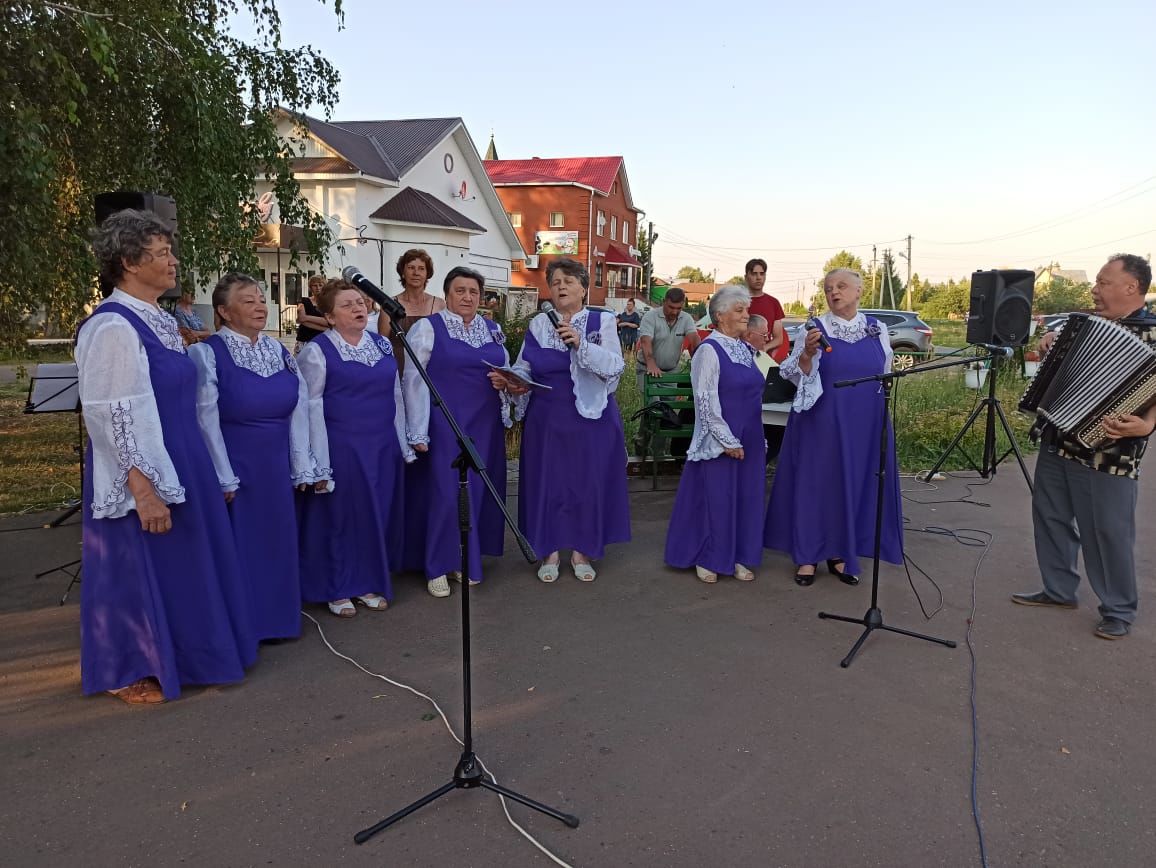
[604,243,642,268]
[484,157,624,196]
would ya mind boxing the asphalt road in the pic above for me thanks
[1,460,1154,867]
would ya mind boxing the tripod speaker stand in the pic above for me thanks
[920,349,1033,492]
[348,277,579,847]
[817,355,991,666]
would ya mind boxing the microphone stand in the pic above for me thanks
[817,353,991,667]
[354,312,579,845]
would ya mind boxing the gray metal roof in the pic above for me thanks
[368,187,485,232]
[301,114,461,181]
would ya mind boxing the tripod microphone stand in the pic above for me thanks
[818,353,991,666]
[350,288,578,846]
[921,348,1034,492]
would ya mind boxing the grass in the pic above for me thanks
[923,318,968,348]
[0,380,82,515]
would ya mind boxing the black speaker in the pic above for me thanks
[94,191,180,298]
[966,269,1034,347]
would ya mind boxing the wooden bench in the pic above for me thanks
[638,371,696,490]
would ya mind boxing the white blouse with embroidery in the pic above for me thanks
[686,332,750,461]
[75,289,187,519]
[296,329,416,485]
[188,328,318,492]
[510,309,625,420]
[401,310,513,445]
[780,310,893,412]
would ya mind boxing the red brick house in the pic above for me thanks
[483,155,644,306]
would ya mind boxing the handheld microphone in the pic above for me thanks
[978,344,1015,357]
[341,266,407,323]
[806,318,832,353]
[540,301,578,348]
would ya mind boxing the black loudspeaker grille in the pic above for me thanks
[967,269,1035,347]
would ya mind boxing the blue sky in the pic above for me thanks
[239,0,1155,300]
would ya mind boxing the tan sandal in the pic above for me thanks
[107,678,166,705]
[695,566,718,584]
[734,564,755,582]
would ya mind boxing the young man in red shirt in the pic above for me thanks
[744,258,789,363]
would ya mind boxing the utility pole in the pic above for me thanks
[642,221,656,301]
[904,234,913,310]
[870,245,878,307]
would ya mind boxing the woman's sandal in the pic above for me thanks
[107,678,166,705]
[696,566,718,584]
[328,599,356,618]
[571,559,597,582]
[734,564,755,582]
[826,558,860,586]
[537,563,560,583]
[355,594,389,611]
[795,565,817,586]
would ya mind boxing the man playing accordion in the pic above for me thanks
[1013,254,1156,639]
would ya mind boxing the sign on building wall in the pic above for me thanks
[535,230,579,256]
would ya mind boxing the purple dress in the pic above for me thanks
[204,335,303,640]
[518,310,631,560]
[665,338,767,573]
[298,333,404,602]
[763,318,903,574]
[402,315,507,581]
[79,304,256,700]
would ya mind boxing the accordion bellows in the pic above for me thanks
[1019,313,1156,450]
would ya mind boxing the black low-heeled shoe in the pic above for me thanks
[826,558,859,586]
[795,565,817,586]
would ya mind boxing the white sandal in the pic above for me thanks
[537,563,559,583]
[355,593,389,611]
[328,599,356,618]
[427,576,451,598]
[695,566,718,584]
[734,564,755,582]
[571,559,597,582]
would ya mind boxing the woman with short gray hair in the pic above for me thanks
[764,267,901,586]
[664,287,766,583]
[77,210,256,704]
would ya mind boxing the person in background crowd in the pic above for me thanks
[296,279,415,617]
[743,313,786,463]
[744,258,788,363]
[505,258,630,583]
[636,287,700,457]
[190,272,321,642]
[1013,254,1156,640]
[617,297,642,354]
[377,249,446,368]
[401,267,511,597]
[764,268,900,586]
[295,274,328,351]
[77,209,256,704]
[665,286,766,583]
[174,285,212,345]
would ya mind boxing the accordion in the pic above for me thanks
[1018,313,1156,450]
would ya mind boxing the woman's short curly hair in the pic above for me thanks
[396,249,434,286]
[317,278,360,315]
[91,209,174,288]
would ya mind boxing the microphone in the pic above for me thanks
[977,344,1014,357]
[540,301,578,348]
[341,266,407,323]
[806,318,832,353]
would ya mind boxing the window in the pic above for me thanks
[508,211,522,228]
[549,212,564,228]
[595,262,604,286]
[622,221,630,246]
[596,210,606,236]
[610,215,617,240]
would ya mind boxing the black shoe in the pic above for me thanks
[1011,591,1077,609]
[826,558,859,586]
[795,565,816,587]
[1095,618,1130,640]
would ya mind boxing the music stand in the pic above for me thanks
[24,363,84,603]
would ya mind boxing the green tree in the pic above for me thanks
[0,0,343,342]
[920,278,972,319]
[785,300,808,316]
[725,274,746,285]
[1034,277,1093,314]
[813,250,866,313]
[676,266,712,283]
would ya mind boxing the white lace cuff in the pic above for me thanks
[85,399,186,518]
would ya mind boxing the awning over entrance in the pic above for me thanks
[605,243,642,268]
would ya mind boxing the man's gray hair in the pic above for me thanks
[92,209,174,288]
[747,314,768,329]
[824,267,863,287]
[709,285,750,324]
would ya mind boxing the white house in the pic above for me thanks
[246,111,525,332]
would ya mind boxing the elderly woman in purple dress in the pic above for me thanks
[764,268,902,585]
[189,273,321,642]
[296,279,415,617]
[503,258,630,582]
[401,266,511,598]
[76,210,255,704]
[664,286,766,583]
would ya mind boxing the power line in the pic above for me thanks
[652,222,908,253]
